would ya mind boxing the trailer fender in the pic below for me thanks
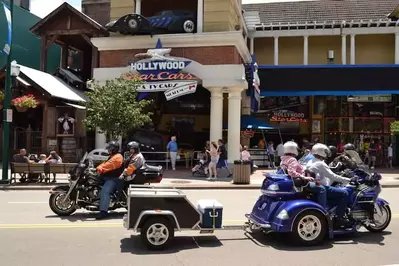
[133,210,181,231]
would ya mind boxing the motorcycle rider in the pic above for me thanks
[117,141,146,200]
[96,141,124,220]
[343,143,364,166]
[307,143,351,227]
[325,145,338,165]
[280,141,327,210]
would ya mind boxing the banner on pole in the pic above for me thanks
[2,2,11,55]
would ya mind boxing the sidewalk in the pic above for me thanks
[1,168,399,190]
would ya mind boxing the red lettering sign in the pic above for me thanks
[241,130,255,139]
[122,72,198,82]
[270,116,308,123]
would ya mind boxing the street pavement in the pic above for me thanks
[2,168,399,190]
[0,189,399,265]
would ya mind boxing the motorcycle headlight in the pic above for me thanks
[276,209,289,220]
[267,184,279,191]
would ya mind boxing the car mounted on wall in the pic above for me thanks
[105,10,196,35]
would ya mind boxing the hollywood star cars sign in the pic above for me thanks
[125,41,199,100]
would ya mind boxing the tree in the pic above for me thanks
[83,76,152,140]
[390,121,399,135]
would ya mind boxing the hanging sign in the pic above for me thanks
[164,81,197,101]
[2,3,11,55]
[122,72,196,82]
[270,110,308,123]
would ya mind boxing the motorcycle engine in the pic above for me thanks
[351,210,369,221]
[86,186,100,200]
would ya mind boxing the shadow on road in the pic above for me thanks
[45,211,126,222]
[120,235,223,254]
[246,230,391,251]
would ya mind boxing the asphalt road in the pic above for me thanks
[0,189,399,266]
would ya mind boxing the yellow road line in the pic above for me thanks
[0,215,397,229]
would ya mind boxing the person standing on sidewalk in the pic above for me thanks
[167,136,178,171]
[217,139,232,177]
[369,139,377,170]
[387,143,394,169]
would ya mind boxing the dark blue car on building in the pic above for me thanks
[105,10,196,35]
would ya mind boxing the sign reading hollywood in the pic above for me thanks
[124,41,199,100]
[270,110,308,123]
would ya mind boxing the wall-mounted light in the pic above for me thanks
[10,60,20,77]
[327,50,334,64]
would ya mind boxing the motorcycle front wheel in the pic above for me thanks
[49,191,77,216]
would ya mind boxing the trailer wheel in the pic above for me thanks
[140,216,174,250]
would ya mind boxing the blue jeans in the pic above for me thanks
[325,186,350,218]
[99,177,122,212]
[306,182,327,210]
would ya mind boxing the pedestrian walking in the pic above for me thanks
[167,136,178,170]
[267,141,275,168]
[216,139,232,177]
[276,142,284,165]
[369,139,377,169]
[206,141,219,181]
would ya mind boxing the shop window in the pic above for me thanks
[325,118,339,132]
[141,0,197,17]
[326,100,340,117]
[353,118,383,133]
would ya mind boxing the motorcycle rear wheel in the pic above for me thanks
[49,192,77,216]
[291,210,327,246]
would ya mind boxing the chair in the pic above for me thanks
[11,163,29,183]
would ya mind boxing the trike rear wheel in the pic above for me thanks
[291,210,327,246]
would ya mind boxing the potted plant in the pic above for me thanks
[11,94,38,112]
[0,91,4,109]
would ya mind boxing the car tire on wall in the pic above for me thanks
[290,210,327,246]
[182,20,195,33]
[126,17,140,33]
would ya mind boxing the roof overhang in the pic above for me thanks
[91,31,252,63]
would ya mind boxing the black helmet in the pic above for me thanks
[343,143,355,151]
[127,141,140,154]
[105,141,120,154]
[328,145,337,158]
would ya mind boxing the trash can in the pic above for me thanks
[233,160,251,184]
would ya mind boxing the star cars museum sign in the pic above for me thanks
[122,41,199,100]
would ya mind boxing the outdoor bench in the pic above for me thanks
[10,162,77,183]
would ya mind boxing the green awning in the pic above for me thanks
[0,2,60,72]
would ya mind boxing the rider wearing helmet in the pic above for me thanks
[121,141,146,179]
[343,143,364,166]
[325,145,338,165]
[96,141,124,220]
[280,141,326,209]
[307,143,351,227]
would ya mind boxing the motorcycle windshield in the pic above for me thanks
[80,152,88,164]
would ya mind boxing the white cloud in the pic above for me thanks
[30,0,81,18]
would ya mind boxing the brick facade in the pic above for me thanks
[99,46,242,67]
[82,0,110,26]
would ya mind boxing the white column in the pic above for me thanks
[350,34,356,65]
[135,0,141,14]
[95,127,107,149]
[118,136,123,152]
[249,37,254,54]
[227,88,243,163]
[395,32,399,64]
[209,88,223,142]
[274,36,279,65]
[341,35,347,64]
[197,0,203,33]
[303,35,308,65]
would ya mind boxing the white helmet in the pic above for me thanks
[283,141,299,156]
[311,143,331,158]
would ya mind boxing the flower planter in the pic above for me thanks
[15,106,28,112]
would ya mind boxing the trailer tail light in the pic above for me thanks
[155,173,163,183]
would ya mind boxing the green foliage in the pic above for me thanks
[390,121,399,135]
[83,76,152,140]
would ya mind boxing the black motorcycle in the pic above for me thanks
[48,153,163,216]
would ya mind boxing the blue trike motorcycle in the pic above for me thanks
[245,167,391,246]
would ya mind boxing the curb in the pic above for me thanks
[1,183,399,190]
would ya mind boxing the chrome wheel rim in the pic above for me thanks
[128,19,138,29]
[297,215,322,241]
[54,193,74,211]
[146,223,169,246]
[183,21,194,33]
[370,206,390,229]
